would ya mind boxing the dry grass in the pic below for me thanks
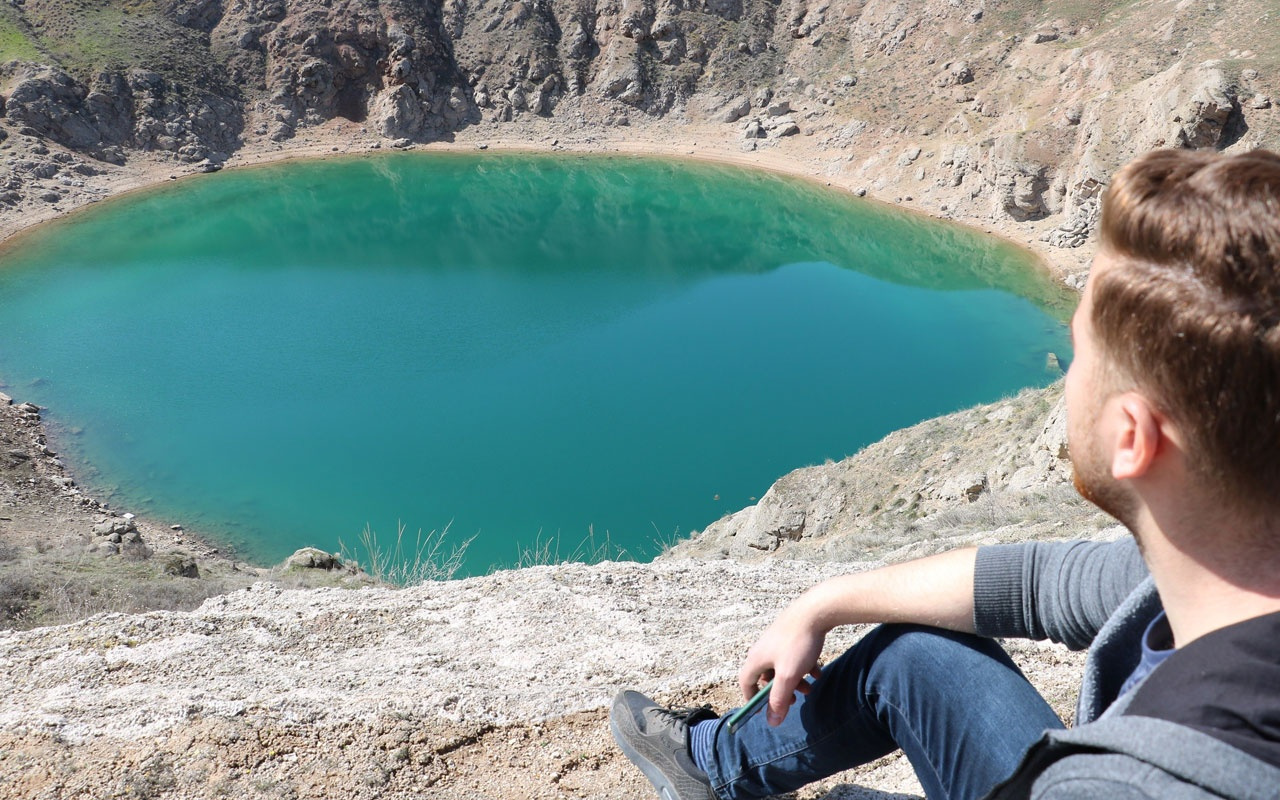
[340,521,476,585]
[0,548,250,630]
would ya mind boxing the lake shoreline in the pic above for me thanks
[0,117,1089,628]
[0,119,1092,282]
[0,152,1073,580]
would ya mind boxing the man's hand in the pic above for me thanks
[738,602,827,726]
[735,547,980,727]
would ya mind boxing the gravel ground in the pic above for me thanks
[0,554,1089,799]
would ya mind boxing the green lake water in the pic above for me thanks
[0,153,1074,576]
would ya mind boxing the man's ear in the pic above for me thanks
[1109,393,1164,480]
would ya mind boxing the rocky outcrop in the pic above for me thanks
[216,0,475,141]
[4,65,242,164]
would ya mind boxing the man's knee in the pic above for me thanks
[820,624,1018,697]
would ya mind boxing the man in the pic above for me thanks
[611,147,1280,800]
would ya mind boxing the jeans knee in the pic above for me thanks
[818,624,1015,696]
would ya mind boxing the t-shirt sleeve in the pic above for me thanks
[972,537,1148,650]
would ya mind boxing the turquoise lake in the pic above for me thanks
[0,153,1074,576]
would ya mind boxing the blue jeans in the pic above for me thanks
[704,625,1066,800]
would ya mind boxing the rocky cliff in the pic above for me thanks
[0,0,1276,262]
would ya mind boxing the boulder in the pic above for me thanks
[92,518,138,537]
[163,557,201,578]
[948,61,974,85]
[1174,76,1239,148]
[719,96,751,123]
[284,547,342,571]
[936,473,988,503]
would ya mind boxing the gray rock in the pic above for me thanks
[937,473,988,503]
[164,557,200,578]
[719,96,751,123]
[284,547,342,571]
[1171,70,1241,149]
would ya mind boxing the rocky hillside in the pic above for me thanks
[0,0,1276,264]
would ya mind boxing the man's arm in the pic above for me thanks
[740,547,978,726]
[973,538,1147,650]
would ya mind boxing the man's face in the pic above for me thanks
[1065,253,1137,527]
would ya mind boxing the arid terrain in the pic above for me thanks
[0,0,1278,797]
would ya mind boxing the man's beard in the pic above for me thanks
[1071,441,1139,532]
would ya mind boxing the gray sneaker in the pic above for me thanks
[610,690,719,800]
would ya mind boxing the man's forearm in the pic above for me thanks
[788,546,978,634]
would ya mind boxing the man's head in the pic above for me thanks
[1067,147,1280,526]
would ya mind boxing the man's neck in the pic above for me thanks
[1136,507,1280,647]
